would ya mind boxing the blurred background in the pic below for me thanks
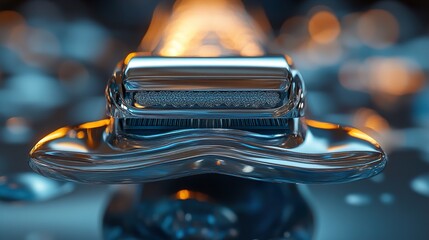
[0,0,428,239]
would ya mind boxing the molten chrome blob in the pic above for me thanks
[29,118,385,184]
[29,54,386,184]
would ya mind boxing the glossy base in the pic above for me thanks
[29,118,386,184]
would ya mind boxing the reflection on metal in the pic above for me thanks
[29,115,386,184]
[175,189,210,201]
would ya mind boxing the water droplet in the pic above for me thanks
[345,193,371,206]
[411,173,429,197]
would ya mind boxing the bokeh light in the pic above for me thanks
[308,10,340,44]
[357,9,399,49]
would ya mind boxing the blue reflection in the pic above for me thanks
[0,172,74,202]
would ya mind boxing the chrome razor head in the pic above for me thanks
[30,52,386,184]
[106,53,305,135]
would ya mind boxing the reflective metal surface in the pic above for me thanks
[107,54,303,119]
[29,118,385,184]
[29,52,386,184]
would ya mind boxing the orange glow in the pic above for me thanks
[368,58,424,96]
[134,103,146,108]
[141,0,266,57]
[138,5,170,52]
[357,10,399,48]
[196,45,222,57]
[176,189,191,200]
[284,54,294,66]
[306,119,339,129]
[248,7,272,34]
[216,159,225,166]
[175,189,209,201]
[365,115,389,132]
[32,127,69,152]
[352,108,390,134]
[6,117,27,128]
[346,128,379,146]
[78,119,110,129]
[0,11,25,24]
[124,52,138,65]
[339,57,425,97]
[76,131,85,139]
[0,11,26,41]
[308,10,340,44]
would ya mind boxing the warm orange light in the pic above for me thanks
[308,10,340,44]
[353,108,390,134]
[346,128,379,146]
[175,189,209,201]
[357,10,399,48]
[176,189,191,200]
[284,54,294,66]
[138,5,170,52]
[78,119,110,129]
[0,11,26,35]
[368,57,424,96]
[6,117,27,128]
[306,119,339,129]
[76,131,85,139]
[339,57,425,97]
[134,102,146,109]
[216,159,225,166]
[141,0,266,57]
[31,127,69,152]
[195,45,222,57]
